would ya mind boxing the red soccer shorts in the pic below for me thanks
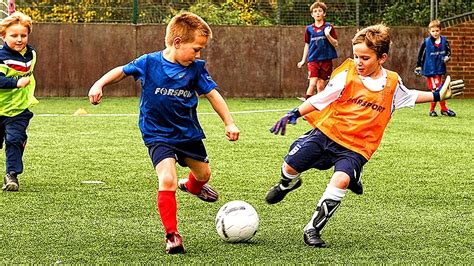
[308,60,333,80]
[426,75,442,91]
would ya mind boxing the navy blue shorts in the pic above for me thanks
[147,141,209,168]
[285,128,367,183]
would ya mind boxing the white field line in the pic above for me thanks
[36,108,292,117]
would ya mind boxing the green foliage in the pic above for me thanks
[164,0,275,26]
[17,0,133,23]
[12,0,474,25]
[0,97,473,263]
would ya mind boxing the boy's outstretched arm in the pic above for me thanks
[270,100,316,136]
[88,66,127,105]
[415,76,464,103]
[205,89,240,141]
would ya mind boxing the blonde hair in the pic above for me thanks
[428,19,441,30]
[0,11,33,36]
[352,24,391,58]
[165,12,212,47]
[310,1,327,13]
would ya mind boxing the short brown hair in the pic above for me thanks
[165,12,212,47]
[352,24,391,58]
[0,11,33,36]
[428,19,441,30]
[310,1,327,13]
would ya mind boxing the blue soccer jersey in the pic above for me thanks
[123,51,217,145]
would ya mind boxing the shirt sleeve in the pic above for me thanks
[308,71,346,111]
[416,41,426,68]
[0,74,18,89]
[330,26,337,39]
[393,77,418,110]
[196,65,217,95]
[123,54,147,80]
[304,27,310,44]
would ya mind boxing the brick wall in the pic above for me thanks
[443,12,474,98]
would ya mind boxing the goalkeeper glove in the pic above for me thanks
[433,76,464,101]
[269,108,301,135]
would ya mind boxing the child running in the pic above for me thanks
[88,12,239,254]
[0,11,38,192]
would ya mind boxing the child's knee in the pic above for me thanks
[193,169,211,182]
[329,172,350,189]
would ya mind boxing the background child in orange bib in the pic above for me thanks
[268,24,464,248]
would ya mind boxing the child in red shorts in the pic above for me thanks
[297,1,338,99]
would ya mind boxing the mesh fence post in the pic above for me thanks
[132,0,138,24]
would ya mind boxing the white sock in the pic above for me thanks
[280,164,300,190]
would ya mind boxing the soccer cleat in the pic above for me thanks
[429,110,438,117]
[178,178,218,202]
[347,179,363,195]
[165,232,185,254]
[441,109,456,117]
[2,172,19,192]
[265,178,302,204]
[303,228,326,247]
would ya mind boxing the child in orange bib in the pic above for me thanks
[267,24,464,248]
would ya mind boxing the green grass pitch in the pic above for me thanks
[0,97,472,264]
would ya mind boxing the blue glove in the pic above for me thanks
[269,108,301,135]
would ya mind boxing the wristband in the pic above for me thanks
[433,90,440,102]
[291,108,302,118]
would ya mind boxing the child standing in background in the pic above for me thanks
[88,12,239,254]
[415,19,455,117]
[0,11,38,192]
[297,1,338,100]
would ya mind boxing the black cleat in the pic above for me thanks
[441,109,456,117]
[265,178,302,204]
[429,110,438,117]
[2,172,19,192]
[304,228,326,247]
[347,179,363,195]
[178,178,218,202]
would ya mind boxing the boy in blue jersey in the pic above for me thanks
[88,12,240,254]
[0,12,38,192]
[297,1,338,99]
[415,20,455,117]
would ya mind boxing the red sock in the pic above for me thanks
[430,102,436,112]
[186,172,206,195]
[439,100,448,111]
[157,190,178,234]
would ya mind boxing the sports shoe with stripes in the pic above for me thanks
[265,178,302,204]
[2,172,19,192]
[165,232,185,254]
[303,228,326,248]
[178,178,219,202]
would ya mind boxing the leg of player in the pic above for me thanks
[303,171,348,247]
[439,100,456,117]
[265,163,302,204]
[178,158,218,202]
[2,110,32,191]
[316,78,326,94]
[305,77,318,99]
[155,158,185,254]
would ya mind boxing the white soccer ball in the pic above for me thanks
[215,200,259,243]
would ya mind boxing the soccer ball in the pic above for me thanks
[215,200,259,243]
